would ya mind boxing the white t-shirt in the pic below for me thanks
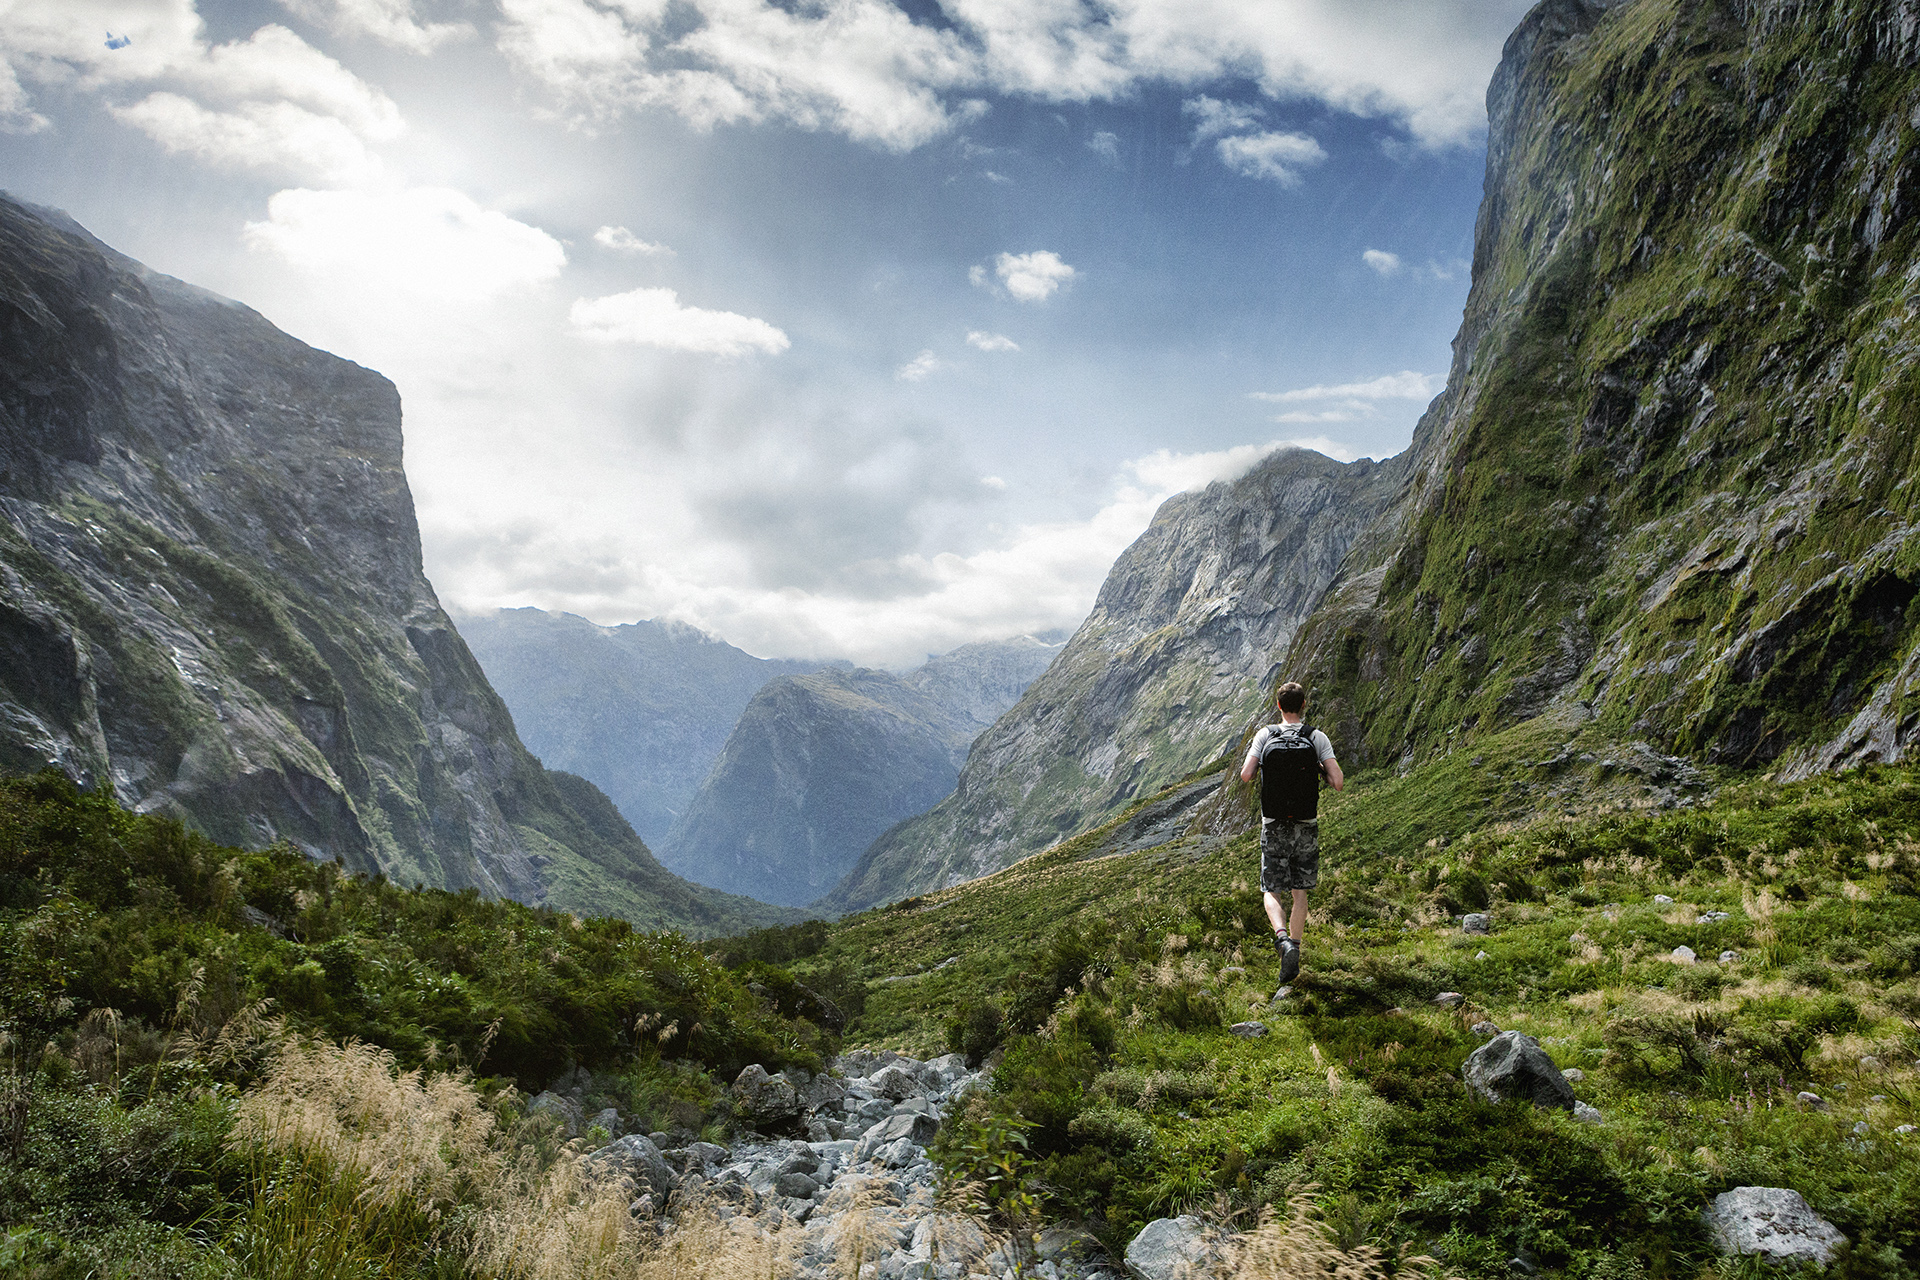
[1243,721,1335,824]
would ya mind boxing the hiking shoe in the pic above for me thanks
[1279,938,1301,984]
[1271,930,1289,959]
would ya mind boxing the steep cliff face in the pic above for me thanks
[823,447,1403,912]
[659,636,1061,906]
[1287,0,1920,782]
[0,195,791,933]
[458,607,822,845]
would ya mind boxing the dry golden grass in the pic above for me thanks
[1200,1186,1439,1280]
[232,1038,499,1220]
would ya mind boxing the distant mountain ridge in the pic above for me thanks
[0,194,793,935]
[456,608,824,845]
[661,636,1063,906]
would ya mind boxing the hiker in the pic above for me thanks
[1240,681,1343,986]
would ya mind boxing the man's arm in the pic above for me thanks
[1324,757,1344,791]
[1241,753,1258,782]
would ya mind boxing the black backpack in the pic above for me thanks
[1258,723,1324,822]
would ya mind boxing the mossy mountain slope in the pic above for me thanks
[1290,0,1920,782]
[0,195,791,934]
[823,447,1401,913]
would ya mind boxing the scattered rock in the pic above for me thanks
[1671,945,1697,964]
[1562,1067,1585,1084]
[1719,950,1739,964]
[1703,1187,1847,1266]
[1471,1021,1501,1040]
[1462,1031,1576,1111]
[732,1065,804,1131]
[588,1107,621,1137]
[1697,911,1731,924]
[1573,1101,1602,1125]
[1796,1092,1827,1110]
[1271,986,1294,1002]
[1433,992,1465,1007]
[1124,1216,1224,1280]
[1654,894,1674,904]
[585,1134,677,1201]
[1229,1021,1269,1038]
[1463,913,1491,935]
[1897,1124,1916,1134]
[528,1090,584,1137]
[1474,950,1490,961]
[1859,1056,1883,1073]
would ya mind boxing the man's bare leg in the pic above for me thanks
[1262,889,1287,936]
[1290,890,1309,943]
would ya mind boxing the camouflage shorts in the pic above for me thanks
[1260,820,1320,892]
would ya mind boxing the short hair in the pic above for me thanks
[1276,681,1306,714]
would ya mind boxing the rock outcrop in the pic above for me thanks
[1703,1187,1848,1267]
[1286,0,1920,779]
[661,638,1060,906]
[0,194,790,933]
[457,607,824,846]
[823,447,1402,912]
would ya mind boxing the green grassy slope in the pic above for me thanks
[780,740,1920,1275]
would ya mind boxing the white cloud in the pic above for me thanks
[966,330,1019,352]
[1362,248,1402,275]
[594,225,673,255]
[277,0,472,53]
[571,287,791,356]
[1271,404,1371,423]
[1214,129,1325,184]
[113,92,382,182]
[983,249,1075,303]
[896,349,942,380]
[0,9,403,182]
[980,475,1008,490]
[243,187,566,300]
[1182,93,1263,142]
[0,58,48,133]
[492,0,1533,152]
[1087,129,1118,162]
[1250,370,1441,403]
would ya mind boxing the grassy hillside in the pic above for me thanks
[0,770,826,1276]
[778,733,1920,1276]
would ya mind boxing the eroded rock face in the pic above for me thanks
[1286,0,1920,783]
[1462,1031,1576,1111]
[0,196,784,933]
[1703,1187,1847,1266]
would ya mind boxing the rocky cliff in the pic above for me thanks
[0,195,792,934]
[659,637,1061,905]
[458,607,823,845]
[822,447,1402,912]
[1284,0,1920,782]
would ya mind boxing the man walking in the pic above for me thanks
[1240,681,1343,986]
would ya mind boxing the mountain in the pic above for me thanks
[0,194,793,934]
[659,636,1062,906]
[1283,0,1920,783]
[456,607,821,845]
[821,448,1402,912]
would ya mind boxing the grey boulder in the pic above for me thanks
[1462,1031,1575,1111]
[527,1090,584,1136]
[856,1110,939,1158]
[1229,1021,1269,1038]
[585,1134,677,1200]
[1703,1187,1846,1266]
[1125,1216,1223,1280]
[732,1064,803,1130]
[1463,913,1492,935]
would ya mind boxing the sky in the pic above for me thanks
[0,0,1534,667]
